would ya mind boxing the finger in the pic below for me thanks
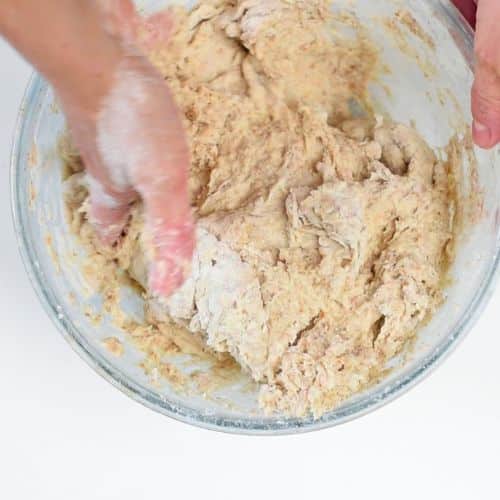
[147,216,195,297]
[471,65,500,148]
[135,119,195,297]
[471,0,500,148]
[128,85,194,296]
[86,174,134,245]
[141,181,195,298]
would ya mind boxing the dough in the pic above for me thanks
[65,0,455,417]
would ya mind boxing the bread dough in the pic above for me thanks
[65,0,455,417]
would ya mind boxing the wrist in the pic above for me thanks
[52,35,126,116]
[0,0,129,115]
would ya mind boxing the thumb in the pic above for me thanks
[472,64,500,149]
[471,0,500,149]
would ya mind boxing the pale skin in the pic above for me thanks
[0,0,498,296]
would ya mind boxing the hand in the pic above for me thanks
[454,0,500,149]
[0,0,194,297]
[61,54,195,298]
[59,4,195,297]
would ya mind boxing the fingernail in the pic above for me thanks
[473,120,493,148]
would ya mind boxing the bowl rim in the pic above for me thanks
[9,2,500,435]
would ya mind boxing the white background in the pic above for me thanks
[1,39,499,500]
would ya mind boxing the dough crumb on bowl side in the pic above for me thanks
[63,0,458,418]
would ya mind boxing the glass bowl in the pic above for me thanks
[10,0,500,435]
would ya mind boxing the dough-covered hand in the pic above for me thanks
[0,0,194,296]
[58,3,194,297]
[62,57,194,297]
[455,0,500,149]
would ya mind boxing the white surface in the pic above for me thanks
[1,40,499,500]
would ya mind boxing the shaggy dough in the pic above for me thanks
[65,0,454,417]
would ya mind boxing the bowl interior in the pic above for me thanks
[12,0,500,434]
